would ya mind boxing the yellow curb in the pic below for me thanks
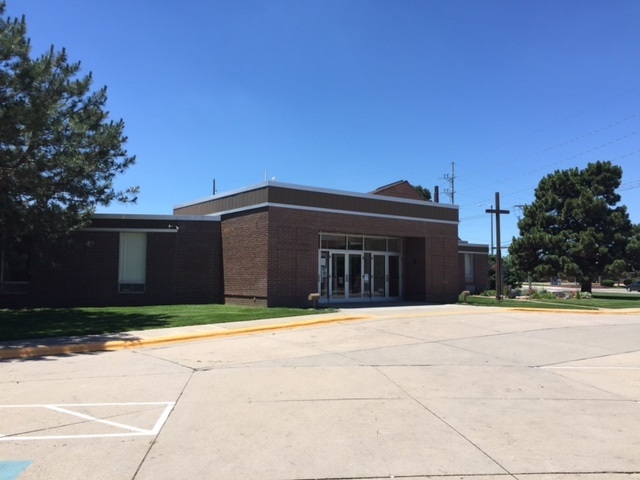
[505,307,640,315]
[3,306,639,360]
[0,315,371,361]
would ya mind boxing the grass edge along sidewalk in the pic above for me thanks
[3,294,640,344]
[460,292,640,310]
[0,304,337,343]
[0,312,367,360]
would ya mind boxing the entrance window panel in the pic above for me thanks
[348,254,362,297]
[317,235,402,302]
[331,253,345,299]
[373,254,385,297]
[321,234,346,250]
[348,236,363,251]
[365,237,386,252]
[389,255,400,297]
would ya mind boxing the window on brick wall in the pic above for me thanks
[118,232,147,293]
[320,234,346,249]
[464,254,474,283]
[1,242,30,294]
[364,237,386,251]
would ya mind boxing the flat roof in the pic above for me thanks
[174,180,458,211]
[173,181,459,225]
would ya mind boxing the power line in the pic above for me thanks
[457,134,640,202]
[457,113,639,182]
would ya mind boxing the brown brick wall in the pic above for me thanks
[1,219,222,308]
[264,207,459,306]
[404,237,426,301]
[175,221,223,304]
[2,205,473,309]
[221,209,269,306]
[371,181,424,201]
[267,216,318,307]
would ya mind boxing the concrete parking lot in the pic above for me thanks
[1,304,639,480]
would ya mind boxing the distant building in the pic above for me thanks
[1,180,488,308]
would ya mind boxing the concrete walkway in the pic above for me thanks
[0,310,369,360]
[1,304,639,480]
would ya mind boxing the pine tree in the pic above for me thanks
[0,2,136,253]
[509,161,632,292]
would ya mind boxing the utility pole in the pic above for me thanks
[485,192,509,300]
[442,162,455,204]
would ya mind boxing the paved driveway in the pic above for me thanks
[1,305,639,479]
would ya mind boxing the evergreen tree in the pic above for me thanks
[412,185,431,201]
[626,225,640,275]
[0,2,137,253]
[509,161,632,292]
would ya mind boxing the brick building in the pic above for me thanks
[0,215,223,308]
[1,180,488,309]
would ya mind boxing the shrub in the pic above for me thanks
[481,290,497,297]
[623,278,633,286]
[530,291,556,300]
[601,279,615,287]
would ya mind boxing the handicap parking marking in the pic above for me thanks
[0,402,175,441]
[0,461,32,480]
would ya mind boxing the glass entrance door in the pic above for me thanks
[320,251,329,300]
[348,254,362,298]
[331,253,345,299]
[373,254,386,297]
[363,252,372,298]
[318,235,402,303]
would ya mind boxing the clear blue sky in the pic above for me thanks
[7,0,640,248]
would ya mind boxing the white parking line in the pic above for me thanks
[0,402,175,441]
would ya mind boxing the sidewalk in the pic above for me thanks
[4,303,640,361]
[0,311,368,360]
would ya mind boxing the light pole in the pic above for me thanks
[479,203,494,254]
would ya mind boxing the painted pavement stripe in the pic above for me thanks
[45,405,149,434]
[0,402,175,441]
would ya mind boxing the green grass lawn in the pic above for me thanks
[0,304,334,342]
[460,293,640,310]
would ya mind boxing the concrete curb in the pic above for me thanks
[506,307,640,315]
[3,305,640,361]
[0,315,370,361]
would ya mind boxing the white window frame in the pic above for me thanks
[464,253,474,283]
[118,232,147,293]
